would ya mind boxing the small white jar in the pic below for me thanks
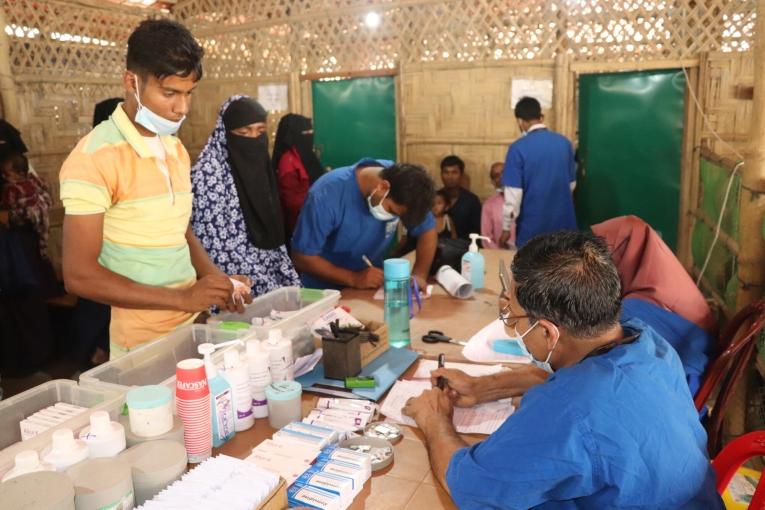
[265,380,302,429]
[126,385,173,438]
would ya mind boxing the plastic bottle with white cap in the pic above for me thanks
[222,348,254,431]
[246,339,271,418]
[78,411,126,458]
[198,342,236,447]
[1,450,56,482]
[266,329,294,381]
[42,428,89,471]
[461,233,492,289]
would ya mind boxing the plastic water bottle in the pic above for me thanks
[384,258,411,348]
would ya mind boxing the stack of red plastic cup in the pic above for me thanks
[175,358,212,463]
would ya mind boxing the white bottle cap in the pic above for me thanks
[268,329,282,345]
[223,348,239,369]
[246,339,261,357]
[51,428,77,453]
[15,450,41,470]
[89,411,111,436]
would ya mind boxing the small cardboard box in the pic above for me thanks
[359,320,389,367]
[257,477,288,510]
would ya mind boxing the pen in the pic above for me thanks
[437,353,446,390]
[362,255,373,268]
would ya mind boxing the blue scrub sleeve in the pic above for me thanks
[445,393,597,510]
[291,187,337,256]
[407,211,436,237]
[502,144,524,188]
[568,142,576,182]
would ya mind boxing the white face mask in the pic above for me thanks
[367,187,396,222]
[133,76,185,136]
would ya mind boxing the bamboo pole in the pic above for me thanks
[723,0,765,443]
[570,58,699,74]
[553,53,568,135]
[677,65,700,267]
[0,6,20,126]
[738,0,765,311]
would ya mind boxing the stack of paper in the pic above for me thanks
[380,379,514,435]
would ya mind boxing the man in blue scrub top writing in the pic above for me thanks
[291,159,437,290]
[500,97,577,248]
[403,231,723,509]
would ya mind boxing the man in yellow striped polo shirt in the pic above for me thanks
[60,20,250,358]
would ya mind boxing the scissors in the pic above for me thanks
[422,330,468,346]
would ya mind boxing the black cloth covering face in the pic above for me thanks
[273,113,324,183]
[223,98,285,249]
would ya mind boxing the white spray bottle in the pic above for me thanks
[461,234,491,290]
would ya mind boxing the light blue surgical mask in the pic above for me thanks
[367,188,396,221]
[133,77,185,136]
[492,320,559,373]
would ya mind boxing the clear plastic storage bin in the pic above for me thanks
[79,324,249,394]
[207,287,341,339]
[0,380,124,479]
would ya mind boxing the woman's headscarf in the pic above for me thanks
[0,120,28,163]
[272,114,324,183]
[192,95,285,250]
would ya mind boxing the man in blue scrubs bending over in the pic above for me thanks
[291,159,437,290]
[403,231,723,509]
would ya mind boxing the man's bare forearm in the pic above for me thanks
[420,414,467,493]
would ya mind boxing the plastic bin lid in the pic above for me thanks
[265,381,302,401]
[126,385,172,410]
[383,258,410,279]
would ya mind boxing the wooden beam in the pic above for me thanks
[678,65,700,267]
[405,137,511,146]
[0,6,20,125]
[689,208,740,254]
[300,68,398,82]
[571,58,698,74]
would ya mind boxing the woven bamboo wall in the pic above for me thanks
[402,61,555,200]
[700,52,754,159]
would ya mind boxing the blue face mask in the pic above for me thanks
[367,187,396,222]
[133,77,185,136]
[492,321,558,373]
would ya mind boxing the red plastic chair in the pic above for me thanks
[712,430,765,509]
[694,300,765,456]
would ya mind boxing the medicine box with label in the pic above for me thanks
[316,398,378,415]
[314,459,366,496]
[272,428,329,449]
[293,468,355,508]
[318,446,372,480]
[288,484,343,510]
[283,421,339,445]
[251,439,320,465]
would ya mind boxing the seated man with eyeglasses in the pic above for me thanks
[402,230,723,510]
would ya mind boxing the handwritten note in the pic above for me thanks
[380,379,514,435]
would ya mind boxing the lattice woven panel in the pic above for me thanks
[701,51,754,160]
[175,0,756,79]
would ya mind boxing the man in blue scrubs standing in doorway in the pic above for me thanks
[404,231,723,509]
[291,159,436,290]
[500,96,577,248]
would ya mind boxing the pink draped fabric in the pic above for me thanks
[591,215,716,333]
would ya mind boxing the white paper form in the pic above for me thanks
[412,359,508,379]
[380,379,514,435]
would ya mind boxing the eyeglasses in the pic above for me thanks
[499,301,529,327]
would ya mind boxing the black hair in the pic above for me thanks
[127,20,204,81]
[6,153,29,175]
[440,155,465,174]
[514,96,542,121]
[381,163,435,226]
[511,230,622,338]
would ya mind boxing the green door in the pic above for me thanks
[311,76,397,170]
[577,69,685,250]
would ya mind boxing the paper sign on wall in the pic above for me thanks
[257,83,289,112]
[511,78,553,109]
